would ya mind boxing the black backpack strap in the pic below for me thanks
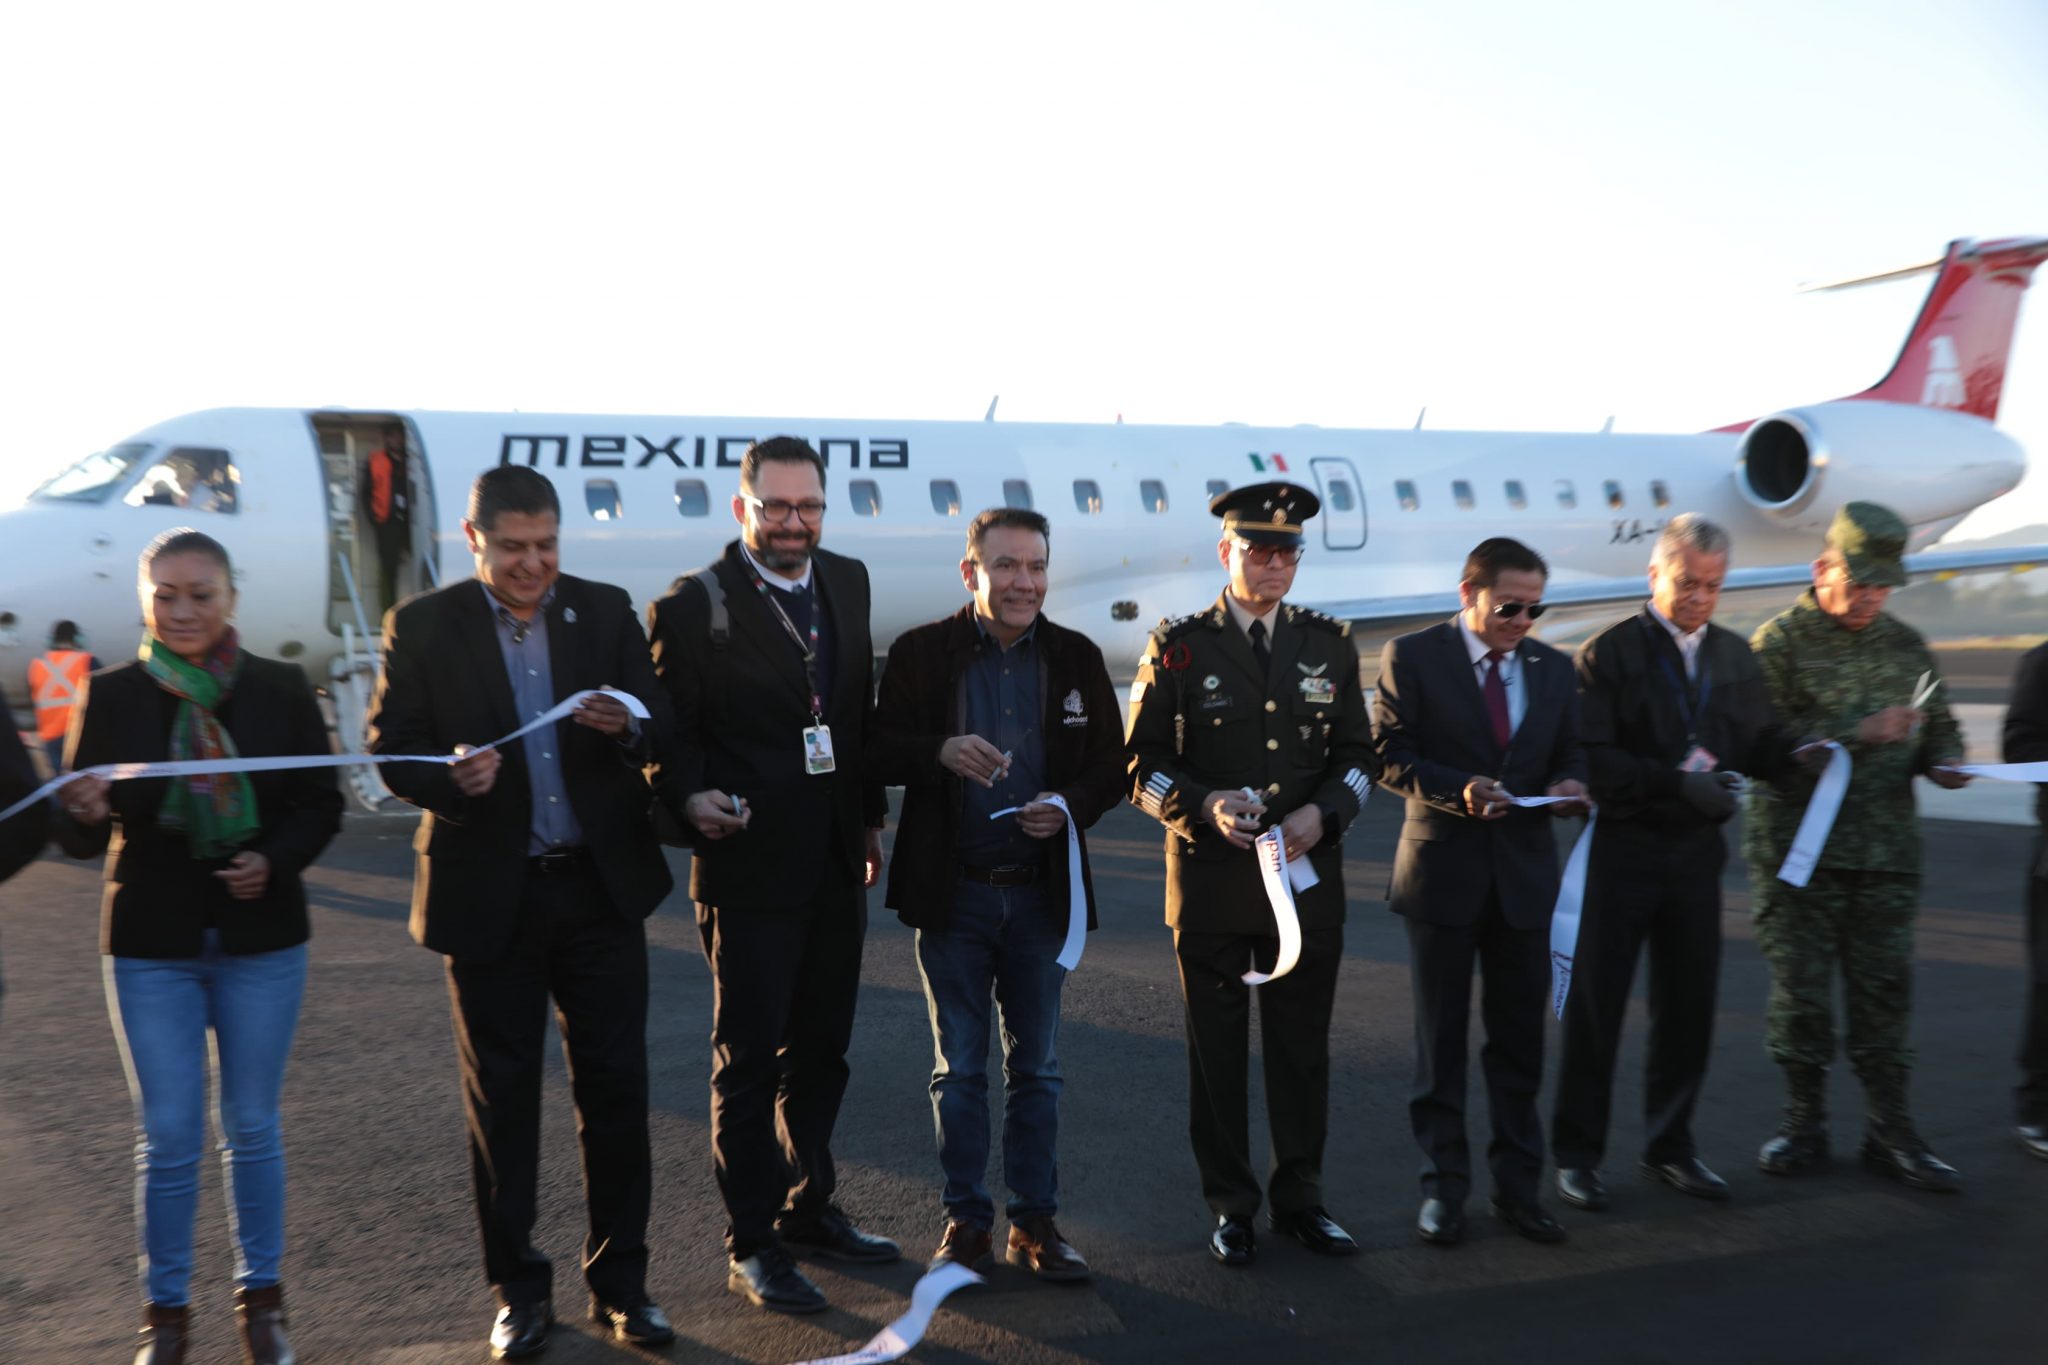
[684,567,728,648]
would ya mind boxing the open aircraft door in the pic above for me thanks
[1308,457,1366,550]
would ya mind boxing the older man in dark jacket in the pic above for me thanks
[869,507,1126,1281]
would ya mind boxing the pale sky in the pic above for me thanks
[3,0,2044,531]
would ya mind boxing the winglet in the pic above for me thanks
[984,395,999,422]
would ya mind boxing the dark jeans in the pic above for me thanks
[445,862,651,1308]
[914,878,1067,1227]
[2021,871,2048,1124]
[1173,925,1342,1221]
[698,860,864,1259]
[1553,821,1724,1168]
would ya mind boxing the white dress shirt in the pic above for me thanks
[1647,600,1707,679]
[1456,615,1526,735]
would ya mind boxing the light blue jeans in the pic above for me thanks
[106,932,308,1306]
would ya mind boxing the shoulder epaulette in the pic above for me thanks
[1284,604,1351,637]
[1150,611,1212,647]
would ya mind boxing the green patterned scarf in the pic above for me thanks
[141,628,260,858]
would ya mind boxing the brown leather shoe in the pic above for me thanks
[930,1218,994,1272]
[236,1283,296,1365]
[1007,1214,1091,1282]
[136,1302,188,1365]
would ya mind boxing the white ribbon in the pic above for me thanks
[1243,827,1303,986]
[1776,741,1850,888]
[0,688,651,826]
[986,793,1087,971]
[1940,761,2048,782]
[792,1262,984,1365]
[1548,809,1598,1018]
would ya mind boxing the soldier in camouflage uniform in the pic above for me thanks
[1126,482,1376,1267]
[1744,502,1972,1191]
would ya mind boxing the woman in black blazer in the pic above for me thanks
[58,528,341,1365]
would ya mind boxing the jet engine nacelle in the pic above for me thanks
[1733,399,2024,530]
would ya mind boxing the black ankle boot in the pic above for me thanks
[236,1283,296,1365]
[135,1302,188,1365]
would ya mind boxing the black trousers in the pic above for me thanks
[1405,892,1549,1206]
[1553,820,1724,1168]
[445,861,651,1307]
[2021,868,2048,1125]
[698,860,864,1259]
[1172,925,1342,1221]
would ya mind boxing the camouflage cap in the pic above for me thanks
[1825,501,1909,588]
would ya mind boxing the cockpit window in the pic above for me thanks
[30,443,152,504]
[122,448,239,514]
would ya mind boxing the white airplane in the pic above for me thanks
[3,235,2044,801]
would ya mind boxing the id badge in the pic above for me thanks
[803,724,837,775]
[1679,744,1719,773]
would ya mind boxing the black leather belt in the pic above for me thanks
[959,863,1039,887]
[530,846,593,874]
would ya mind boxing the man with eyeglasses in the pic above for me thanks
[648,436,897,1315]
[1551,515,1805,1217]
[1372,537,1587,1248]
[1126,482,1376,1267]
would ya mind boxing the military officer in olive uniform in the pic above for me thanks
[1746,501,1972,1191]
[1126,482,1376,1267]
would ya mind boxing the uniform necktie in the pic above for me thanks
[1248,618,1271,675]
[1483,649,1512,749]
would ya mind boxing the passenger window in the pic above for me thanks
[849,479,882,517]
[1395,479,1419,511]
[1452,479,1475,509]
[1651,479,1671,509]
[1326,479,1356,512]
[1073,479,1103,514]
[1556,479,1578,509]
[1505,479,1527,509]
[1004,479,1034,510]
[585,479,623,521]
[1140,479,1169,513]
[1205,479,1231,500]
[674,479,709,517]
[123,447,238,514]
[1604,480,1624,509]
[930,479,961,516]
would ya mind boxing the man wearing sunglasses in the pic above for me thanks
[1551,515,1805,1216]
[648,437,897,1316]
[1126,482,1375,1267]
[1373,537,1588,1247]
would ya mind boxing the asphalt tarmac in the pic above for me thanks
[2,794,2044,1365]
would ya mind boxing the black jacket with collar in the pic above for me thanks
[1372,620,1587,929]
[55,655,343,958]
[0,696,50,885]
[869,605,1126,934]
[648,541,887,910]
[367,573,676,959]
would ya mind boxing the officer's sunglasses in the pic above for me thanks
[1490,600,1549,621]
[1231,539,1305,566]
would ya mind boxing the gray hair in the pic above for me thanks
[1651,514,1731,572]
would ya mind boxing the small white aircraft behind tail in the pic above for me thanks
[3,236,2045,777]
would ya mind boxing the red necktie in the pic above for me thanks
[1483,649,1512,750]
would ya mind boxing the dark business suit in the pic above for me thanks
[367,573,674,1308]
[0,697,48,888]
[1373,621,1585,1205]
[2002,642,2048,1128]
[648,540,886,1258]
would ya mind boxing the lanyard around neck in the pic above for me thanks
[750,569,823,721]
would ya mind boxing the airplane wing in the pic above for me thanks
[1304,544,2048,652]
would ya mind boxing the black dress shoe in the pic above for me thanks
[1490,1197,1567,1244]
[1758,1127,1829,1175]
[590,1297,675,1346]
[2018,1123,2048,1162]
[1641,1155,1731,1201]
[1861,1133,1961,1192]
[1267,1206,1360,1257]
[1555,1167,1608,1211]
[1209,1215,1256,1266]
[490,1299,553,1360]
[778,1204,902,1263]
[1416,1197,1465,1246]
[728,1246,829,1314]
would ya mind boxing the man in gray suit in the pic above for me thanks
[1372,537,1588,1247]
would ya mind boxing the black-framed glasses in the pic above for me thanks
[1490,600,1548,620]
[742,494,827,524]
[1233,540,1305,566]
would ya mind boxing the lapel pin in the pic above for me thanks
[563,607,577,624]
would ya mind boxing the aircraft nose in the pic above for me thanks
[0,505,136,709]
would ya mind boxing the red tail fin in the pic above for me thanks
[1841,236,2048,421]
